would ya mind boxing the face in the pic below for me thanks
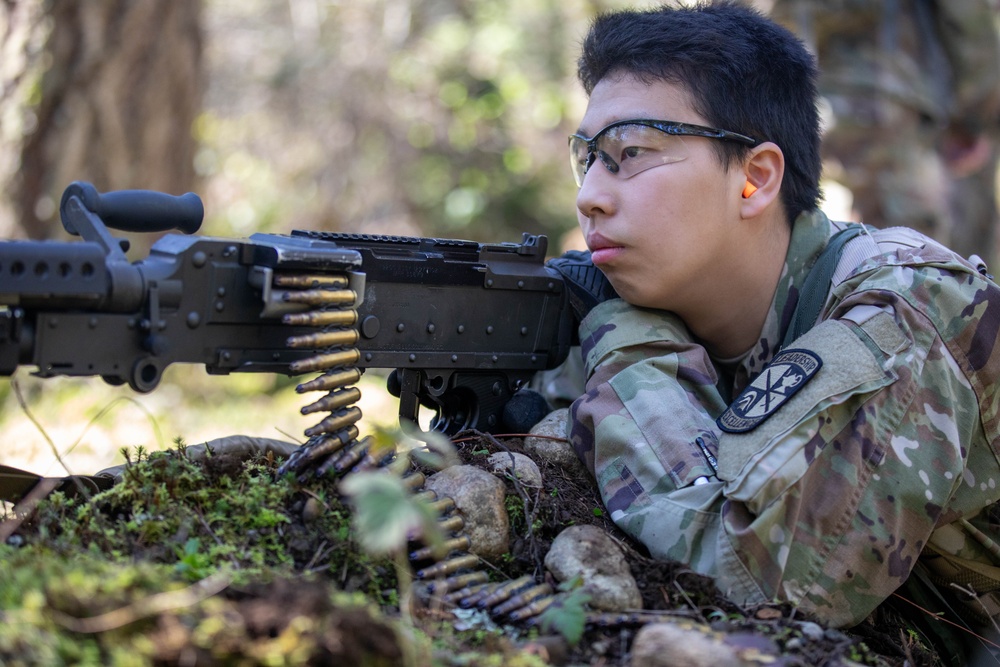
[574,75,747,317]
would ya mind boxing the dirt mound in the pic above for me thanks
[0,435,947,666]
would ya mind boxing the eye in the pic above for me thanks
[620,145,652,162]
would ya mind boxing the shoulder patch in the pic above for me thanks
[717,349,822,433]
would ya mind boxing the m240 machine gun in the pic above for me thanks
[0,182,574,475]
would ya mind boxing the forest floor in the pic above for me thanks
[0,427,957,666]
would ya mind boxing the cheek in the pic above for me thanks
[638,171,708,223]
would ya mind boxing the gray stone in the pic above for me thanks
[425,464,509,560]
[487,451,543,488]
[544,524,642,612]
[523,408,588,477]
[629,622,746,667]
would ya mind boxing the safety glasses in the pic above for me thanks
[569,119,760,187]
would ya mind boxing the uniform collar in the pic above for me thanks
[733,209,833,386]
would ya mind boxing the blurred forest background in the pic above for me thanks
[0,0,654,476]
[1,0,623,250]
[0,0,998,476]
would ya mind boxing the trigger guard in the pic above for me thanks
[428,386,478,435]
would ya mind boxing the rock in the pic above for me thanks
[425,465,509,560]
[487,451,542,488]
[797,621,824,641]
[544,524,642,612]
[630,621,782,667]
[523,408,588,478]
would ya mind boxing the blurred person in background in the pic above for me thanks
[769,0,1000,264]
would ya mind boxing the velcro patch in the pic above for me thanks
[717,349,822,433]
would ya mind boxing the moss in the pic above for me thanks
[0,446,409,665]
[19,447,391,591]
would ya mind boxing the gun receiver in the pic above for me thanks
[292,230,571,433]
[0,182,572,444]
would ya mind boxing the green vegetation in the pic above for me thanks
[0,435,562,665]
[197,0,645,246]
[0,445,404,665]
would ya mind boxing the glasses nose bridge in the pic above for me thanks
[571,127,619,187]
[584,136,601,168]
[591,131,622,172]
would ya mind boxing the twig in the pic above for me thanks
[192,507,240,568]
[274,427,304,444]
[673,579,699,613]
[950,582,1000,639]
[300,487,333,512]
[63,396,165,469]
[899,628,918,667]
[304,540,332,571]
[12,378,80,485]
[48,571,232,634]
[891,591,1000,653]
[13,376,165,479]
[0,477,61,543]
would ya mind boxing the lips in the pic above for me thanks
[587,234,623,266]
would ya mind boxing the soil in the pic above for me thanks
[442,432,945,667]
[1,430,959,666]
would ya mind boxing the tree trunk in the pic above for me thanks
[0,0,203,240]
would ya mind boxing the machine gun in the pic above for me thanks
[0,182,574,475]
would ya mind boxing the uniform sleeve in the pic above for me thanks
[570,295,983,627]
[567,299,731,575]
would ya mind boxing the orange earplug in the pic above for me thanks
[742,181,758,198]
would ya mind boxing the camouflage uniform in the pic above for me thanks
[768,0,1000,261]
[568,209,1000,629]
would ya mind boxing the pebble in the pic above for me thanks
[425,464,509,560]
[487,451,542,488]
[523,408,588,478]
[544,524,642,612]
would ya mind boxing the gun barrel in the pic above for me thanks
[0,241,111,308]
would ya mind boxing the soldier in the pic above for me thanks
[768,0,1000,262]
[547,2,1000,661]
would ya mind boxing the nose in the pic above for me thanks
[575,158,616,220]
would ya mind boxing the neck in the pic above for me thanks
[684,217,791,359]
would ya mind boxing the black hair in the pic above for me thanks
[578,1,822,224]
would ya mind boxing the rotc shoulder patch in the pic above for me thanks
[717,349,822,433]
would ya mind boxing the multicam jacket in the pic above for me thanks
[568,209,1000,628]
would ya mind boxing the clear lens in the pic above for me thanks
[569,135,591,187]
[569,122,691,187]
[600,124,689,178]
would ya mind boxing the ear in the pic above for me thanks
[738,142,784,219]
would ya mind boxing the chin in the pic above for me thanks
[618,289,668,312]
[613,285,645,307]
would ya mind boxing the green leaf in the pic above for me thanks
[399,422,460,471]
[340,472,437,555]
[538,586,590,646]
[183,537,200,557]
